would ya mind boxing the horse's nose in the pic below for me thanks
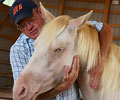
[18,85,26,97]
[13,84,28,99]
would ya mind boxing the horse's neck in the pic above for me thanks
[76,23,100,71]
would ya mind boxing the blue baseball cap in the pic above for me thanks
[10,0,38,24]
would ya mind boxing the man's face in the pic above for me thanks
[17,9,45,40]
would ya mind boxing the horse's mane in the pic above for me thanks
[77,23,120,94]
[102,43,120,94]
[76,23,100,71]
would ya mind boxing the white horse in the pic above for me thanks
[13,3,120,100]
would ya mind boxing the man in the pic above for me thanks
[10,0,113,99]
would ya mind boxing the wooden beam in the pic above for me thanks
[110,10,120,15]
[66,0,105,4]
[110,24,120,28]
[0,60,10,65]
[113,37,120,41]
[43,4,120,15]
[0,21,15,28]
[59,0,65,15]
[65,6,104,13]
[0,74,12,78]
[103,0,111,23]
[0,88,12,99]
[0,48,10,52]
[0,34,13,41]
[39,4,120,15]
[44,4,59,9]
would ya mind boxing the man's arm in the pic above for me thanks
[36,55,80,100]
[89,23,113,88]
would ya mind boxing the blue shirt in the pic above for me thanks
[10,21,103,100]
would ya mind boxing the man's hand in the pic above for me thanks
[37,55,80,100]
[55,55,80,91]
[89,54,104,89]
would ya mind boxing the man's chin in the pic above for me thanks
[30,34,39,40]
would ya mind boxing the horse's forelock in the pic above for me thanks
[34,16,70,51]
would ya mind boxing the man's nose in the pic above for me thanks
[26,23,34,30]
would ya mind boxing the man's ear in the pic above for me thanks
[39,2,55,23]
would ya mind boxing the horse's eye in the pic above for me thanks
[54,48,63,53]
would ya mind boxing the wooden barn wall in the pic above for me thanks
[64,1,104,21]
[39,0,120,45]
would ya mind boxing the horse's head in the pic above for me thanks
[13,2,93,100]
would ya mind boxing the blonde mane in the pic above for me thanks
[76,23,120,96]
[76,23,100,71]
[102,43,120,95]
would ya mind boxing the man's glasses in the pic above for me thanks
[17,15,37,31]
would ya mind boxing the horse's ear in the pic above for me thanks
[39,2,55,23]
[69,10,93,29]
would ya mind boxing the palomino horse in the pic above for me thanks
[13,3,120,100]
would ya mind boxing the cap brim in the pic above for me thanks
[15,13,32,24]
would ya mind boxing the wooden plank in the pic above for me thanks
[110,24,120,28]
[65,6,104,13]
[43,4,120,15]
[0,48,9,52]
[0,34,13,41]
[59,0,65,15]
[43,4,104,13]
[0,21,15,28]
[103,0,111,23]
[0,60,10,65]
[44,4,59,9]
[0,74,12,78]
[113,37,120,41]
[110,10,120,15]
[0,88,12,99]
[42,4,120,15]
[66,0,105,4]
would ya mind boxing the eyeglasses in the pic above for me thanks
[17,15,37,31]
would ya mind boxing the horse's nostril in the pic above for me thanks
[20,86,25,96]
[18,86,27,98]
